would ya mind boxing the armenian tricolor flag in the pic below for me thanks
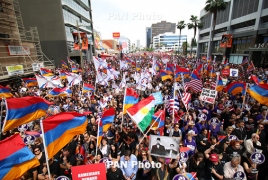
[224,82,246,95]
[247,61,255,72]
[191,70,200,80]
[151,109,165,135]
[42,112,87,159]
[72,66,78,73]
[161,70,173,81]
[216,76,224,91]
[61,60,68,68]
[101,108,115,132]
[40,68,53,76]
[83,83,94,93]
[249,75,262,85]
[175,66,190,79]
[98,119,103,146]
[166,63,174,75]
[2,97,53,132]
[247,84,268,106]
[22,78,38,87]
[156,62,161,72]
[48,87,72,97]
[60,70,67,79]
[123,88,139,114]
[0,85,13,98]
[0,134,40,180]
[196,64,203,75]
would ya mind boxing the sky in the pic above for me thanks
[91,0,207,47]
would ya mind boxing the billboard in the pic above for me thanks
[72,32,88,50]
[113,32,120,39]
[220,34,233,48]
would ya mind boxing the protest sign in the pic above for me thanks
[221,69,230,76]
[199,88,217,104]
[230,69,238,77]
[71,163,106,180]
[149,135,180,159]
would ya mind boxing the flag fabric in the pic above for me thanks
[184,78,202,92]
[216,76,224,91]
[242,57,249,65]
[66,72,82,86]
[166,63,174,75]
[161,70,173,81]
[175,66,190,79]
[48,87,72,97]
[151,109,165,128]
[247,61,255,72]
[61,60,68,68]
[224,82,246,95]
[151,92,163,105]
[0,85,13,98]
[0,134,40,180]
[249,75,261,85]
[123,88,139,114]
[3,97,53,132]
[83,83,94,93]
[101,108,115,132]
[72,66,78,73]
[40,68,53,76]
[247,84,268,106]
[67,57,75,65]
[126,96,155,132]
[166,87,179,114]
[97,119,103,146]
[36,74,58,89]
[181,93,191,109]
[60,70,67,79]
[42,112,87,159]
[22,78,38,87]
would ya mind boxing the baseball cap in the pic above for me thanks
[210,154,219,162]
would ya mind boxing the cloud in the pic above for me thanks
[92,0,207,47]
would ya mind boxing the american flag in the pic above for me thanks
[166,87,180,114]
[211,81,217,90]
[184,77,203,92]
[181,92,191,109]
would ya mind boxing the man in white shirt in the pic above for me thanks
[223,156,246,180]
[244,133,262,156]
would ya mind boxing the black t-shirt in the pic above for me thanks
[58,153,76,177]
[106,168,124,180]
[205,161,224,180]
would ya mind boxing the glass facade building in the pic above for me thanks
[153,33,187,51]
[197,0,268,67]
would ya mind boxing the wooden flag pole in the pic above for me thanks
[40,120,52,180]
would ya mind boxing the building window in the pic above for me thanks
[62,0,90,20]
[229,55,243,64]
[232,0,259,19]
[201,42,208,53]
[231,36,252,54]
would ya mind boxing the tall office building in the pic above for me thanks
[118,36,131,53]
[146,27,152,48]
[152,32,187,51]
[151,21,176,41]
[19,0,94,66]
[197,0,268,67]
[136,40,141,49]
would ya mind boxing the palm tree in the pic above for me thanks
[187,15,204,55]
[205,0,228,56]
[177,20,186,53]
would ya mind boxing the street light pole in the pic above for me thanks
[76,20,84,72]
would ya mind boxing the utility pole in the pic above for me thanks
[76,20,84,72]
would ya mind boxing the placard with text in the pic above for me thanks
[71,163,106,180]
[200,88,217,104]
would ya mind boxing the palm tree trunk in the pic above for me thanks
[209,11,217,58]
[179,29,181,54]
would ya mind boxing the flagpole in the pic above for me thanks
[96,118,100,155]
[240,83,248,116]
[215,72,220,91]
[40,120,52,180]
[137,112,163,147]
[181,73,186,93]
[0,98,4,139]
[172,83,176,123]
[121,87,127,128]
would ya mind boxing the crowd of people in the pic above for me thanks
[1,53,268,180]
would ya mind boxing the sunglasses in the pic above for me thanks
[34,150,40,153]
[142,153,146,156]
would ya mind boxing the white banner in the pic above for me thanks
[32,62,44,71]
[200,88,217,104]
[230,68,238,77]
[8,45,30,56]
[6,65,24,76]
